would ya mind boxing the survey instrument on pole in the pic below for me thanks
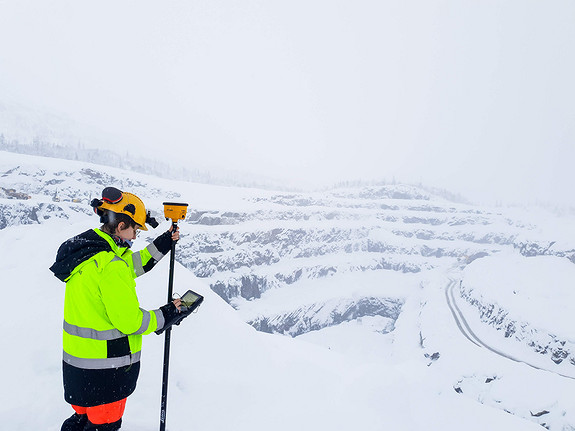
[162,202,188,223]
[159,200,189,431]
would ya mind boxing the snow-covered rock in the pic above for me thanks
[461,253,575,374]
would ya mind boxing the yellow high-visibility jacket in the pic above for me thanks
[50,228,167,406]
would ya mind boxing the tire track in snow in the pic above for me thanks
[445,279,575,380]
[444,280,480,348]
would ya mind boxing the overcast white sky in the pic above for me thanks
[0,0,574,206]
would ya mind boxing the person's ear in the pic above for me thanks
[117,221,126,232]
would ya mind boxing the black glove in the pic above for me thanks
[153,230,175,255]
[155,302,189,335]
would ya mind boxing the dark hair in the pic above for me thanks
[102,211,137,233]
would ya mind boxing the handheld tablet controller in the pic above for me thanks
[156,289,204,334]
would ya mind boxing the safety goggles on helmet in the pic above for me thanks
[90,187,159,230]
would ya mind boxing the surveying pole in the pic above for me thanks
[160,202,188,431]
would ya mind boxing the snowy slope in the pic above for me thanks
[1,151,574,430]
[460,253,575,377]
[0,218,545,431]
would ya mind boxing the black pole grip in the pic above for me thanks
[166,223,178,301]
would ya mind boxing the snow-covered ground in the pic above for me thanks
[462,253,575,344]
[1,151,574,430]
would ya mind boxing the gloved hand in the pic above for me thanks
[155,301,189,335]
[152,230,175,255]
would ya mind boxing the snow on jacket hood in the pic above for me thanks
[49,229,113,282]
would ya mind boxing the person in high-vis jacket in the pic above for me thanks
[50,187,188,431]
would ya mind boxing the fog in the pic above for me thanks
[0,1,574,206]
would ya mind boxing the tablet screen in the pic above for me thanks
[181,290,201,308]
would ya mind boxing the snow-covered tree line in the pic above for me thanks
[0,133,290,191]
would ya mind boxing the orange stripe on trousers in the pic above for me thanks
[72,398,126,424]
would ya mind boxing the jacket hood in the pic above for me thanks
[49,229,113,282]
